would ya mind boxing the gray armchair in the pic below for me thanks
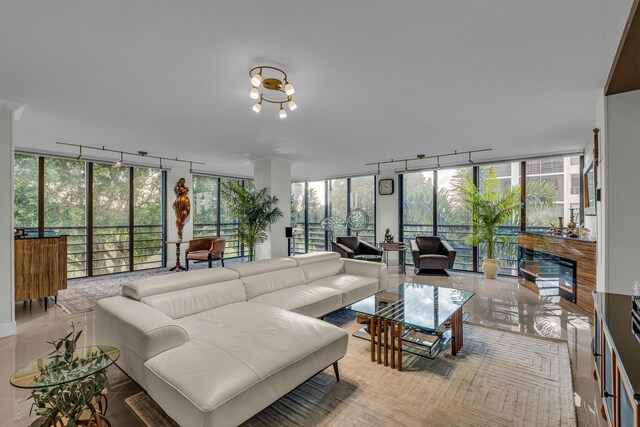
[410,236,456,273]
[331,236,382,262]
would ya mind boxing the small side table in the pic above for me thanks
[10,345,120,427]
[166,239,186,272]
[379,242,407,273]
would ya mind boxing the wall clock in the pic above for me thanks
[378,178,394,195]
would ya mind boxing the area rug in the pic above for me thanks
[56,259,244,314]
[125,313,576,427]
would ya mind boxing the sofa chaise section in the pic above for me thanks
[144,302,347,427]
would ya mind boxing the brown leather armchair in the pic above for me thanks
[185,237,225,270]
[331,236,382,262]
[410,236,456,272]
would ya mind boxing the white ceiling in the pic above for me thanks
[0,1,632,180]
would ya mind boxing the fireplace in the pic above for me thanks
[518,247,577,303]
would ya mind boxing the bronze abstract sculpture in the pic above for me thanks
[173,178,191,240]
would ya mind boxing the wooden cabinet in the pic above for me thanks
[593,292,640,427]
[14,236,67,309]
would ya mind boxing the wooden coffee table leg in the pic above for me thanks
[370,317,375,362]
[390,321,395,369]
[384,320,389,366]
[451,308,463,356]
[377,317,382,364]
[397,323,403,371]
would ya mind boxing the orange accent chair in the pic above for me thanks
[185,238,225,270]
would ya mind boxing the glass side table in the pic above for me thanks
[10,345,120,427]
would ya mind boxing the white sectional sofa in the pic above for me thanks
[96,251,387,427]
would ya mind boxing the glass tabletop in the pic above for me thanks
[10,345,120,389]
[348,283,474,331]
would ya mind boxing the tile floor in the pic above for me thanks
[0,270,604,426]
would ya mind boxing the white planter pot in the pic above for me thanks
[481,258,500,279]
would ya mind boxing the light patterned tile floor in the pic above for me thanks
[0,269,604,426]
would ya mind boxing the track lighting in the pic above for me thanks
[279,105,287,119]
[366,148,492,173]
[56,142,205,169]
[288,100,297,111]
[250,86,259,99]
[253,101,262,113]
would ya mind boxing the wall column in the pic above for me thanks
[0,107,16,337]
[252,157,292,259]
[376,168,399,266]
[165,167,193,265]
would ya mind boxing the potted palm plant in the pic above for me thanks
[455,168,556,279]
[220,181,283,261]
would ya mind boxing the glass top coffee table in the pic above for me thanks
[348,283,474,370]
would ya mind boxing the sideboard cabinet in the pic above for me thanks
[593,292,640,427]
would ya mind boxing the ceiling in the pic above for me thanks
[0,1,633,180]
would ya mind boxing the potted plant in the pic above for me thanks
[220,181,283,261]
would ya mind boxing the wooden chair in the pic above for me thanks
[185,237,225,270]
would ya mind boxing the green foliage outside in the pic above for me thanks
[220,181,283,261]
[13,154,164,277]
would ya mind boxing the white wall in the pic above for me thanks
[165,167,193,264]
[602,89,640,295]
[0,107,16,337]
[375,168,400,265]
[253,157,292,259]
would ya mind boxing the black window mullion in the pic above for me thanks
[433,170,438,236]
[86,162,94,277]
[161,170,167,267]
[398,174,403,245]
[472,166,479,272]
[37,156,44,235]
[129,167,134,271]
[346,178,352,235]
[324,180,329,250]
[216,177,221,237]
[304,182,309,253]
[520,161,527,231]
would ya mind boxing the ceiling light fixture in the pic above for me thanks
[249,66,297,118]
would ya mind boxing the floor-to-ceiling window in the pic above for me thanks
[292,175,376,254]
[133,168,163,270]
[13,153,166,278]
[350,176,376,242]
[291,182,306,254]
[437,167,473,270]
[400,154,581,276]
[14,153,39,229]
[192,175,218,238]
[307,181,327,252]
[192,174,253,259]
[402,170,435,250]
[44,157,87,278]
[526,156,581,229]
[479,162,521,275]
[92,163,130,275]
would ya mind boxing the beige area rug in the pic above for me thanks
[126,313,576,427]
